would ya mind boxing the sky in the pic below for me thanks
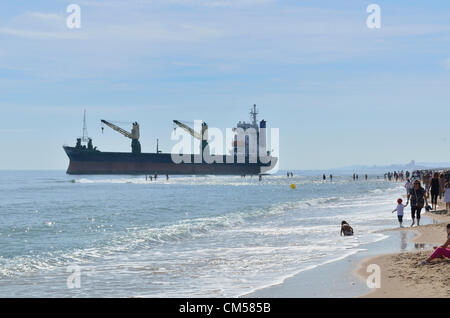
[1,0,450,170]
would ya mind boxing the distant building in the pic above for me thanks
[406,160,415,169]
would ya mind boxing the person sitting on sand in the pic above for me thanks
[392,198,408,228]
[340,221,354,236]
[419,224,450,265]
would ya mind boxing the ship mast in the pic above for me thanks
[82,109,89,142]
[250,104,258,128]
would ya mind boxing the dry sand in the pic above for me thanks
[355,208,450,298]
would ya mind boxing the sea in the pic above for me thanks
[0,170,407,297]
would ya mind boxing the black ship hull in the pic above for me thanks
[63,146,277,175]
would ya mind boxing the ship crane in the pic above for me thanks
[101,119,141,154]
[173,120,208,155]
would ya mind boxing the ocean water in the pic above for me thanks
[0,171,406,297]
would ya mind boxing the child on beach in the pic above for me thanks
[392,198,407,228]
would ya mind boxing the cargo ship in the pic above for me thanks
[63,106,278,175]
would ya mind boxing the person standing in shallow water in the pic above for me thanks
[323,174,326,181]
[392,198,407,228]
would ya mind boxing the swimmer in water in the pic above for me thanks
[340,221,354,236]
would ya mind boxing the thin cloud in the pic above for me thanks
[0,27,87,39]
[24,11,65,23]
[166,0,275,8]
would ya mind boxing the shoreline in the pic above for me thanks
[245,230,421,298]
[245,221,435,298]
[246,209,449,298]
[355,209,450,298]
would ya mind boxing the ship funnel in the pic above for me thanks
[259,119,267,156]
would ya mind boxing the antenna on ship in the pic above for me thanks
[156,138,162,153]
[82,109,89,142]
[250,104,258,128]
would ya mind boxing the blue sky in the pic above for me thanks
[1,0,450,170]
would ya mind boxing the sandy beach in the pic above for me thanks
[356,207,450,298]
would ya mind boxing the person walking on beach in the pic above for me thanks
[444,180,450,212]
[423,172,431,195]
[392,198,407,228]
[407,180,428,227]
[430,172,440,211]
[439,173,446,200]
[405,178,411,195]
[419,224,450,265]
[340,221,354,236]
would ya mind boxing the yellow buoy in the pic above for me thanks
[290,184,296,189]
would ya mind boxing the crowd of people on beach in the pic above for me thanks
[339,169,450,265]
[384,170,408,182]
[385,169,450,265]
[389,169,450,228]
